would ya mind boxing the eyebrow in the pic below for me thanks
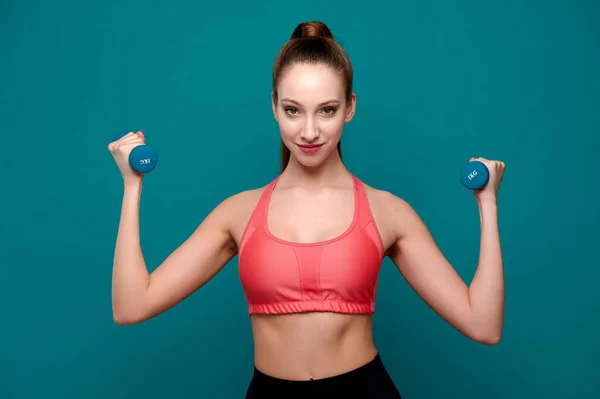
[281,98,341,107]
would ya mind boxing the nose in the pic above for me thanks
[300,118,320,142]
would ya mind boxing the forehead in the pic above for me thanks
[278,63,344,102]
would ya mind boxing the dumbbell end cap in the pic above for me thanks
[129,146,158,173]
[460,161,489,190]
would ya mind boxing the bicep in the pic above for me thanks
[141,196,238,321]
[387,197,474,338]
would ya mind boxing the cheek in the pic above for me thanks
[278,119,297,140]
[321,118,344,137]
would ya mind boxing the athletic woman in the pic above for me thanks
[108,21,506,398]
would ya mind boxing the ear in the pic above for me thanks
[344,93,357,123]
[271,91,278,121]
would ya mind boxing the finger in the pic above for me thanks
[117,139,145,150]
[119,135,145,145]
[119,131,145,144]
[109,132,135,150]
[116,142,143,154]
[109,132,141,151]
[117,132,136,142]
[119,133,144,143]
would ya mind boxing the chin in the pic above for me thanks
[295,152,331,168]
[298,158,323,168]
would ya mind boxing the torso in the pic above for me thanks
[227,173,397,381]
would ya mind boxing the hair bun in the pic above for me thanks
[291,21,334,40]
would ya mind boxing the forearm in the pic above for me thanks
[468,198,504,343]
[112,181,150,323]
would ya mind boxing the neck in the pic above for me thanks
[281,150,350,188]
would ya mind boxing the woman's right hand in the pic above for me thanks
[108,131,146,186]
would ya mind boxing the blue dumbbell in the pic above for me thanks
[112,131,158,173]
[460,161,489,190]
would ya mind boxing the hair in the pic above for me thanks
[272,21,354,172]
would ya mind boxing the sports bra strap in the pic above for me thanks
[353,175,373,227]
[353,175,385,257]
[247,176,279,229]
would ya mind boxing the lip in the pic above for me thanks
[297,144,323,154]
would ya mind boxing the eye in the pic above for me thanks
[321,107,336,116]
[284,107,299,115]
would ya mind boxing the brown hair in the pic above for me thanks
[272,21,353,172]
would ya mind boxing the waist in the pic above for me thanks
[250,312,376,380]
[246,353,402,398]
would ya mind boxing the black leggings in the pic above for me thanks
[245,353,402,398]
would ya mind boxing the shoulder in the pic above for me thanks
[217,184,269,219]
[222,186,267,208]
[360,180,414,216]
[359,179,424,245]
[211,180,273,240]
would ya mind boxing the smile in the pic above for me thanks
[297,144,323,154]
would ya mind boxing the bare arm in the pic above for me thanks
[385,186,504,345]
[111,181,239,324]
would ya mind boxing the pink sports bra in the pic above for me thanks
[238,174,385,315]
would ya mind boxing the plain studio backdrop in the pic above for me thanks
[1,1,598,398]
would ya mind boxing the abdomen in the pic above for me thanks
[250,312,377,381]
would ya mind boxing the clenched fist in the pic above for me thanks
[108,131,146,185]
[470,157,506,202]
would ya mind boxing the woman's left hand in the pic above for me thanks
[470,157,506,202]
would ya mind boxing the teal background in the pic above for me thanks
[1,0,598,398]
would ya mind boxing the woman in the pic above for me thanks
[108,21,505,398]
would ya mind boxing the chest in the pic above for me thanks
[267,187,355,245]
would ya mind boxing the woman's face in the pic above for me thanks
[272,62,356,168]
